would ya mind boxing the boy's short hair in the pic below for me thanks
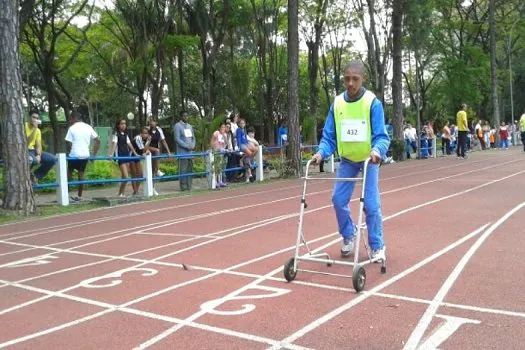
[247,126,255,133]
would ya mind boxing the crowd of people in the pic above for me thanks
[403,105,525,159]
[23,109,262,200]
[23,103,525,200]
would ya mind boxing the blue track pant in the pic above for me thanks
[331,158,384,250]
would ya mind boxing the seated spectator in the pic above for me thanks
[25,109,56,184]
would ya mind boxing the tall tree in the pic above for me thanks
[286,0,301,175]
[391,0,405,140]
[301,0,329,144]
[24,0,92,151]
[489,0,500,127]
[0,0,36,214]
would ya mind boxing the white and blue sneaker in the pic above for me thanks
[371,246,386,263]
[341,225,358,257]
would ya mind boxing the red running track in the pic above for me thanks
[1,149,525,349]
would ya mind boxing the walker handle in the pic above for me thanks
[305,156,372,180]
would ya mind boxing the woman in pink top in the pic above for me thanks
[210,123,228,187]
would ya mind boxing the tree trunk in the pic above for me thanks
[0,0,36,214]
[286,0,301,176]
[391,0,404,140]
[489,0,500,127]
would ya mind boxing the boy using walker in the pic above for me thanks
[312,60,390,262]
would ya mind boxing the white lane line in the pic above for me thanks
[0,157,506,288]
[0,180,317,236]
[134,232,214,238]
[1,160,522,348]
[2,187,333,243]
[1,158,503,274]
[0,154,515,268]
[0,233,337,349]
[266,223,491,350]
[403,201,525,350]
[269,168,525,349]
[0,309,115,349]
[370,292,525,320]
[0,154,502,242]
[0,278,311,350]
[0,213,303,288]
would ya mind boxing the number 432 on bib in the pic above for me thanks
[341,120,367,142]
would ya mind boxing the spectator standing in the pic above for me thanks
[25,109,56,183]
[456,103,469,159]
[148,117,172,177]
[441,121,451,155]
[520,110,525,151]
[174,111,195,191]
[108,118,139,197]
[65,112,100,201]
[210,123,228,188]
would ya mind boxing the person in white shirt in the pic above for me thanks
[65,112,100,201]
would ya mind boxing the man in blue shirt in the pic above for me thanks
[312,60,390,261]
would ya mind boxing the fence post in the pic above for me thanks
[207,150,216,190]
[327,155,335,173]
[432,137,437,158]
[257,145,264,182]
[55,153,69,206]
[143,153,153,197]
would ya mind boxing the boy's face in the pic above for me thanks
[248,132,254,138]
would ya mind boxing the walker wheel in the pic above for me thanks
[283,258,297,282]
[381,266,387,274]
[327,262,332,267]
[352,265,366,292]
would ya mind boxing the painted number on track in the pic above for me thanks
[200,285,291,316]
[78,267,158,289]
[2,254,59,268]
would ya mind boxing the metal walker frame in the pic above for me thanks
[283,158,386,292]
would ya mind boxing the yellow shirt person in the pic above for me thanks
[456,109,468,132]
[25,110,56,183]
[456,104,469,158]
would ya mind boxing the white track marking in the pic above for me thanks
[0,180,316,235]
[0,154,504,243]
[266,223,491,349]
[0,278,312,350]
[417,314,480,350]
[2,187,335,244]
[0,232,337,349]
[0,152,474,233]
[403,201,525,350]
[134,232,213,238]
[0,309,114,349]
[0,158,504,280]
[267,170,525,348]
[0,158,522,348]
[2,163,523,310]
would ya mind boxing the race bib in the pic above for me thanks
[184,129,193,138]
[341,119,367,142]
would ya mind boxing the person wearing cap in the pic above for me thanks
[25,109,56,183]
[312,60,390,261]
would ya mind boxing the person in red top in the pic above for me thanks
[499,122,509,149]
